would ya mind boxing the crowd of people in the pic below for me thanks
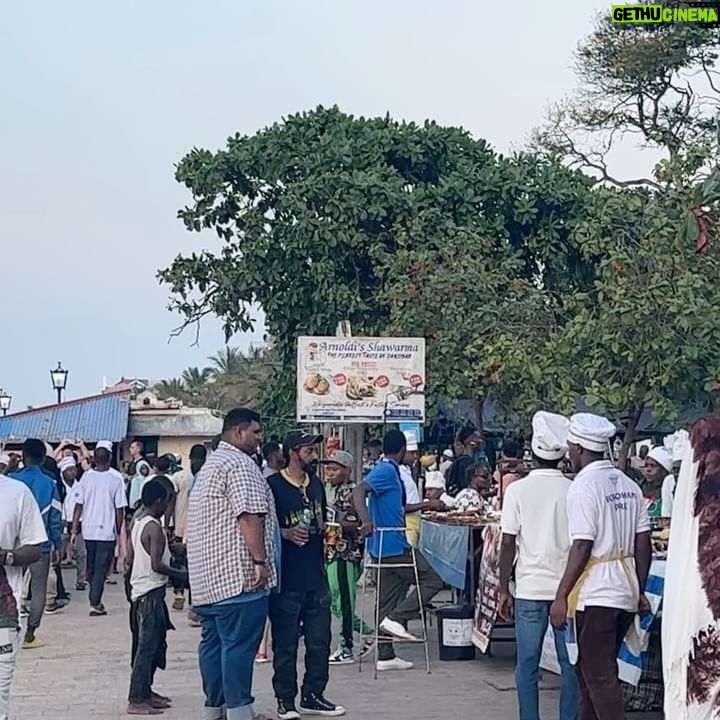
[0,401,713,720]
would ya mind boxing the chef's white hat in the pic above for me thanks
[531,411,569,461]
[424,471,446,490]
[567,413,616,453]
[672,429,690,464]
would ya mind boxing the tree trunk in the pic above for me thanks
[619,402,644,469]
[474,396,485,441]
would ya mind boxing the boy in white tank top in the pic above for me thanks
[125,479,187,716]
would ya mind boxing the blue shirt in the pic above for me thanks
[10,466,63,553]
[364,458,409,559]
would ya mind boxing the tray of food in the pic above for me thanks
[422,509,500,526]
[651,526,670,558]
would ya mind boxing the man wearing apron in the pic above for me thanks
[550,413,652,720]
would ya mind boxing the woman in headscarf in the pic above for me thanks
[641,447,674,519]
[663,415,720,718]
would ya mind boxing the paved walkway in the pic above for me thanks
[11,572,661,719]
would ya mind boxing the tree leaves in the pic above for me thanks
[159,106,593,427]
[159,98,720,445]
[154,346,274,419]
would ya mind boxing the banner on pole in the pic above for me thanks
[297,337,425,423]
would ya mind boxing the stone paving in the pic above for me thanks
[11,570,662,720]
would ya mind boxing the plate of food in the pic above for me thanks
[304,373,330,395]
[346,375,376,401]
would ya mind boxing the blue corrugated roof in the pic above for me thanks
[0,391,131,444]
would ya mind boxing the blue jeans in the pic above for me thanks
[514,599,578,720]
[196,596,269,720]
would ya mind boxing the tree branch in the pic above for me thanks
[562,132,664,191]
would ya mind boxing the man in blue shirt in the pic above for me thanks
[354,430,443,672]
[10,438,63,648]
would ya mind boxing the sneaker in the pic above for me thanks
[75,582,86,591]
[299,693,346,716]
[255,651,270,664]
[328,647,354,665]
[19,606,29,618]
[358,639,375,658]
[89,605,107,616]
[380,617,420,641]
[377,656,414,671]
[188,609,201,627]
[277,700,301,720]
[22,637,46,650]
[172,595,185,612]
[44,603,63,615]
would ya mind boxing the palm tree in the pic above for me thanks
[154,378,186,400]
[154,346,274,412]
[207,347,247,379]
[181,366,212,394]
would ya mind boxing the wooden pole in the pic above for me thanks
[335,321,365,481]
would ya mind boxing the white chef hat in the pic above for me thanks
[58,456,76,472]
[531,411,569,461]
[403,432,418,452]
[424,471,446,490]
[567,413,617,453]
[96,440,113,452]
[648,446,673,473]
[672,429,690,464]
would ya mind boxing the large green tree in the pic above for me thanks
[159,106,593,427]
[531,5,720,458]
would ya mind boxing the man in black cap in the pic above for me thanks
[267,431,345,719]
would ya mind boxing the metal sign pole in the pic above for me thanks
[335,321,365,481]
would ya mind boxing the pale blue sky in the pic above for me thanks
[2,0,633,410]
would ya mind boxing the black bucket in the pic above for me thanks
[436,603,476,661]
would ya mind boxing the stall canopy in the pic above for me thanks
[0,390,131,444]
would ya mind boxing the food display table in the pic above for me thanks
[419,512,497,601]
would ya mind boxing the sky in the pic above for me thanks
[1,0,649,410]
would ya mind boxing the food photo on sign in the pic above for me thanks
[296,336,426,423]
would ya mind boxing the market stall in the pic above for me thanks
[419,509,498,601]
[418,510,515,657]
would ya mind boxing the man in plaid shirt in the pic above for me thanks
[187,408,278,720]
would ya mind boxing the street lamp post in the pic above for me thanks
[50,362,69,404]
[0,390,10,417]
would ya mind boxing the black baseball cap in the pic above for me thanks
[284,431,324,451]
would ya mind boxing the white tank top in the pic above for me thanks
[130,515,171,601]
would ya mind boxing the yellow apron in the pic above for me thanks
[567,553,637,618]
[405,512,421,547]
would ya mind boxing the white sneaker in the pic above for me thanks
[376,657,414,671]
[358,639,375,659]
[379,617,420,641]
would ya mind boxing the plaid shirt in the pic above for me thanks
[186,441,278,606]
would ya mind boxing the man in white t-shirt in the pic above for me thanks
[59,457,86,591]
[550,413,652,720]
[499,411,577,720]
[0,475,47,718]
[71,445,127,616]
